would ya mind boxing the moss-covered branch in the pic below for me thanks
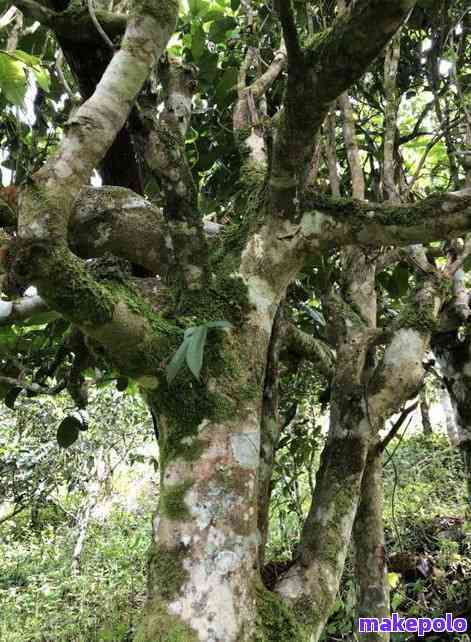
[14,0,179,368]
[295,187,471,251]
[270,0,416,206]
[70,186,176,276]
[10,0,126,45]
[282,322,335,380]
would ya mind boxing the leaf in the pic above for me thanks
[9,50,40,67]
[388,571,401,589]
[56,416,81,448]
[167,320,232,384]
[116,377,129,392]
[191,24,206,61]
[303,306,326,326]
[0,52,27,105]
[4,386,22,410]
[215,67,238,107]
[166,337,190,384]
[204,320,232,329]
[189,0,210,17]
[186,325,208,379]
[31,66,50,92]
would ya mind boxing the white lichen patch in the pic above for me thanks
[300,211,327,238]
[244,274,276,333]
[383,328,424,371]
[230,432,260,469]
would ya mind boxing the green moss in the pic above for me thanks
[148,545,189,601]
[132,0,178,24]
[17,242,115,326]
[134,601,198,642]
[400,297,437,334]
[151,375,235,468]
[176,272,251,327]
[160,481,193,520]
[254,581,308,641]
[306,26,334,52]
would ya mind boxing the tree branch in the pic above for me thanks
[270,0,416,207]
[15,0,180,380]
[282,322,335,380]
[294,187,471,251]
[12,0,126,45]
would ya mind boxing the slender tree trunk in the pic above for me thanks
[440,385,459,446]
[353,443,390,642]
[433,337,471,511]
[258,306,283,568]
[420,388,432,436]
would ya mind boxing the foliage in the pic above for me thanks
[0,506,150,642]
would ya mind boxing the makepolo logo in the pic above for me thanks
[358,613,468,637]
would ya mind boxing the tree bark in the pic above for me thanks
[353,444,390,642]
[420,388,432,436]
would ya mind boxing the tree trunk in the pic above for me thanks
[134,320,270,642]
[433,336,471,511]
[353,443,390,642]
[420,388,432,436]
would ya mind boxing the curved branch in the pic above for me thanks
[12,0,126,45]
[282,322,335,379]
[270,0,416,206]
[70,186,175,276]
[15,1,179,378]
[295,188,471,251]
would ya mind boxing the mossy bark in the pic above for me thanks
[135,321,270,641]
[353,445,390,642]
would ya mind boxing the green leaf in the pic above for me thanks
[215,67,238,107]
[56,416,81,448]
[191,24,206,61]
[384,263,410,299]
[208,16,236,43]
[189,0,210,16]
[4,386,22,410]
[388,572,401,589]
[6,51,50,92]
[167,320,232,384]
[204,320,232,329]
[9,50,40,67]
[0,52,27,105]
[31,66,50,92]
[116,377,129,392]
[186,325,208,379]
[166,337,190,384]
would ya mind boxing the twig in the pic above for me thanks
[87,0,115,50]
[379,401,418,454]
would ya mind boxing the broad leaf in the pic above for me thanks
[56,416,81,448]
[4,386,22,410]
[166,337,190,384]
[186,325,208,379]
[205,320,232,329]
[0,52,26,105]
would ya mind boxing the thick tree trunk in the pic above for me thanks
[353,444,390,642]
[134,308,272,641]
[135,403,263,641]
